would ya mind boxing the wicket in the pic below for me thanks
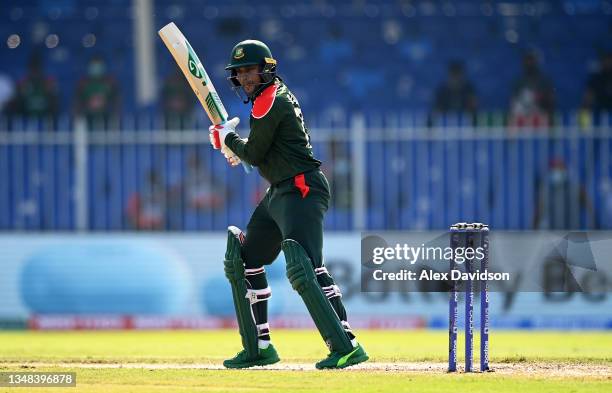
[448,222,490,373]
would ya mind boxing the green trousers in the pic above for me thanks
[242,169,353,339]
[243,169,328,268]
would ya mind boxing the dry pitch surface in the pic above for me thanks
[0,330,610,392]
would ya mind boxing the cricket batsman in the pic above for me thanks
[209,40,368,369]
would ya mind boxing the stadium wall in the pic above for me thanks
[0,233,610,330]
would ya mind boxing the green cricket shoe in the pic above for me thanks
[315,344,369,369]
[223,344,280,369]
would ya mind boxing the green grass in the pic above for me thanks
[0,330,610,392]
[0,330,610,364]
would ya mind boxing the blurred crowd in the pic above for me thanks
[2,50,612,128]
[1,49,611,231]
[431,50,612,127]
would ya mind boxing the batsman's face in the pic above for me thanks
[235,65,262,95]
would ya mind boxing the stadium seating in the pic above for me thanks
[1,1,611,231]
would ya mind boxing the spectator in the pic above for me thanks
[6,53,59,119]
[73,55,120,129]
[583,52,612,113]
[322,139,352,211]
[509,52,555,128]
[126,169,166,230]
[180,153,224,211]
[433,61,478,114]
[602,183,612,230]
[166,153,228,229]
[533,158,596,230]
[319,25,353,65]
[161,67,195,129]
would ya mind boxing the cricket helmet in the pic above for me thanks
[226,40,277,100]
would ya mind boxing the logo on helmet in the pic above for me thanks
[233,47,245,59]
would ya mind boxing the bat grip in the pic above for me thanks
[217,119,251,173]
[241,162,253,173]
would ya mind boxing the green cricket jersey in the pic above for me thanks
[225,79,321,185]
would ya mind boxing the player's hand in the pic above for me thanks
[222,146,241,167]
[209,117,240,150]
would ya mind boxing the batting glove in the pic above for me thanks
[209,117,240,150]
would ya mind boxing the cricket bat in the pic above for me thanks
[158,22,252,173]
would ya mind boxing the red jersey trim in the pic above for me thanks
[294,173,310,198]
[252,84,278,119]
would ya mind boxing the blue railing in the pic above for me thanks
[0,113,610,231]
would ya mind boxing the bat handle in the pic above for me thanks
[211,126,251,173]
[241,162,253,173]
[217,119,251,173]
